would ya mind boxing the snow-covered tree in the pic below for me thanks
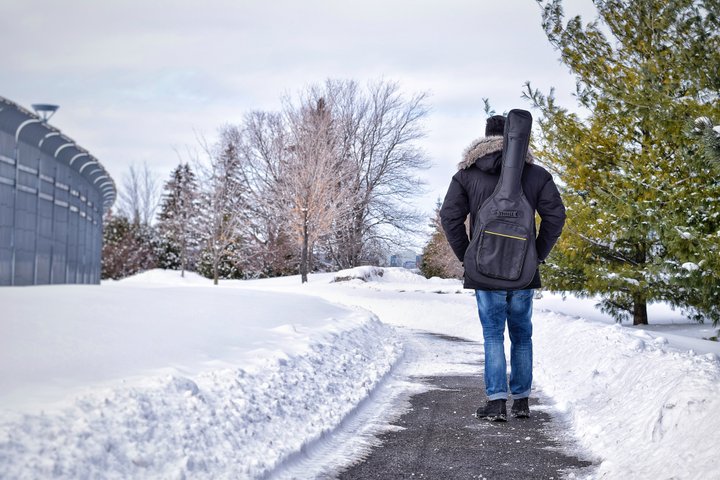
[668,116,720,324]
[692,117,720,168]
[156,163,200,276]
[526,0,720,324]
[101,211,158,280]
[193,132,247,285]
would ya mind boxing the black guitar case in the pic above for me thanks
[463,109,538,289]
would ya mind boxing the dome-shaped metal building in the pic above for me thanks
[0,96,116,285]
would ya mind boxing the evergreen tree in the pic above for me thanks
[692,117,720,168]
[195,129,247,285]
[101,211,158,280]
[196,237,245,280]
[420,201,463,280]
[526,0,720,324]
[673,116,720,324]
[156,163,200,276]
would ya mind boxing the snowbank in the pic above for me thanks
[535,292,720,356]
[105,268,213,286]
[0,270,402,479]
[533,312,720,479]
[332,266,463,294]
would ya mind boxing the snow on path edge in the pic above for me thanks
[533,311,720,480]
[0,313,403,480]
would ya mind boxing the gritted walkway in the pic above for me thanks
[336,335,595,480]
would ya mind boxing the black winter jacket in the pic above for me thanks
[439,136,566,290]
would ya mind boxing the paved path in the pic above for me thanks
[336,336,595,480]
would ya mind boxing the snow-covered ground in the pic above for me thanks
[0,272,402,479]
[1,267,719,479]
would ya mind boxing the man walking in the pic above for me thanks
[439,114,566,421]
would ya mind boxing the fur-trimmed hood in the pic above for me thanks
[458,136,535,171]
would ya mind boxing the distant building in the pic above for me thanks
[402,260,417,269]
[389,250,420,269]
[0,96,116,285]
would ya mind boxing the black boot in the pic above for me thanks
[476,399,507,422]
[511,397,530,418]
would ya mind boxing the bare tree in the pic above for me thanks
[321,79,431,268]
[233,112,298,277]
[116,162,161,226]
[224,78,431,280]
[281,96,353,282]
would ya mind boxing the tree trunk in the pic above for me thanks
[180,236,186,278]
[633,294,648,325]
[213,254,219,286]
[300,211,309,283]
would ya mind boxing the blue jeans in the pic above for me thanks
[475,289,534,401]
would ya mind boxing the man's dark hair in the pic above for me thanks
[485,115,506,137]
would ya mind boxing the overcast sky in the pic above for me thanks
[1,0,597,236]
